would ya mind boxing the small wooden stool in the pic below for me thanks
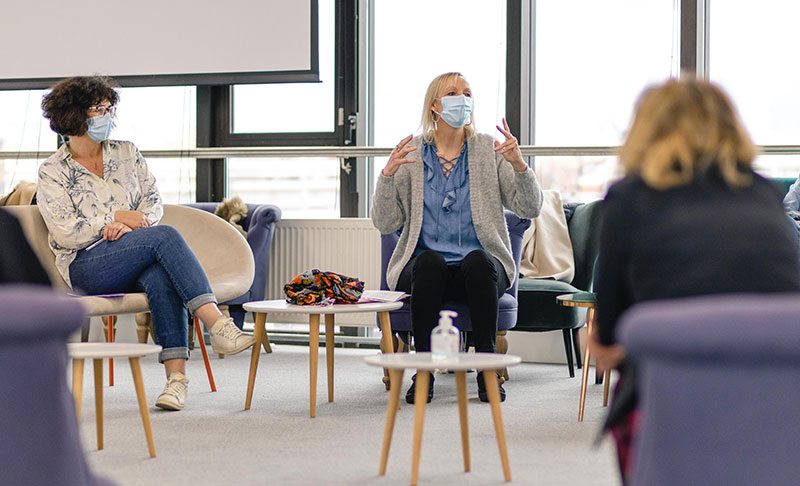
[557,292,611,421]
[68,342,162,458]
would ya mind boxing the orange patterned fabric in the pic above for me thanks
[284,269,364,305]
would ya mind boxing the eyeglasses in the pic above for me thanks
[88,105,117,117]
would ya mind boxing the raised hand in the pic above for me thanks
[381,134,418,177]
[493,118,527,172]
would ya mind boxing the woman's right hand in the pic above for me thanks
[114,210,151,230]
[381,134,417,177]
[102,221,132,241]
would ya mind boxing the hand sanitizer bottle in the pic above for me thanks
[431,310,460,361]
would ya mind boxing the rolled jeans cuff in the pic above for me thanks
[159,346,190,363]
[187,293,217,314]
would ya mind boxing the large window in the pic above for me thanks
[231,1,335,134]
[0,90,55,196]
[532,0,678,201]
[114,86,197,204]
[371,0,507,190]
[225,0,339,218]
[709,0,800,179]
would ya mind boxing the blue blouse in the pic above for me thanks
[414,140,482,263]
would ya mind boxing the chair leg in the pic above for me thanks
[194,316,217,392]
[80,318,91,342]
[572,327,582,369]
[495,330,509,383]
[562,329,575,378]
[135,312,152,344]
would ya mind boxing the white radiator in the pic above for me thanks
[265,218,383,326]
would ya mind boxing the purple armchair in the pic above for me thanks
[379,211,531,364]
[0,285,113,486]
[618,293,800,486]
[184,203,281,329]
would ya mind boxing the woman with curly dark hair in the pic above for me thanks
[37,76,256,411]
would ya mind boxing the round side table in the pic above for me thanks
[242,299,403,417]
[365,352,522,485]
[557,292,610,421]
[68,342,162,458]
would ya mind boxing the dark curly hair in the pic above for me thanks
[41,76,120,136]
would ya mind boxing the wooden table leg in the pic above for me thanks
[603,369,611,407]
[72,359,84,422]
[379,369,404,476]
[378,311,393,355]
[245,312,267,410]
[411,371,430,486]
[484,370,511,482]
[325,314,335,403]
[261,329,273,354]
[309,314,320,418]
[129,357,156,458]
[456,371,471,472]
[378,311,395,391]
[579,307,595,422]
[93,359,104,450]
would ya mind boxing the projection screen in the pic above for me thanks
[0,0,318,89]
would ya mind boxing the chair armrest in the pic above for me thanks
[504,210,532,299]
[0,285,86,341]
[243,204,282,301]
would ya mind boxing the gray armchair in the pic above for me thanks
[0,285,114,486]
[619,293,800,486]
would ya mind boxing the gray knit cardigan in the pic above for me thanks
[371,133,543,290]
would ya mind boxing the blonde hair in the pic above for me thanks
[420,72,476,144]
[619,78,757,190]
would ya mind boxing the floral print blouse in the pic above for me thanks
[37,140,163,287]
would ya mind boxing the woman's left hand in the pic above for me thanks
[494,118,527,172]
[588,325,626,372]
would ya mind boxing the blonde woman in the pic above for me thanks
[371,72,542,403]
[591,78,800,480]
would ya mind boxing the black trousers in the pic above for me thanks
[396,249,509,353]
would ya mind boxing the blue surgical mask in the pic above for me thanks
[86,113,115,142]
[436,95,473,128]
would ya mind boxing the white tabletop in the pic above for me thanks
[243,299,403,314]
[365,352,522,371]
[68,342,162,359]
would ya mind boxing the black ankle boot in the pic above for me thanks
[405,373,434,404]
[477,371,506,403]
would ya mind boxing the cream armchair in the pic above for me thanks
[5,204,255,391]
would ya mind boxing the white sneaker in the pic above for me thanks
[209,316,257,355]
[155,372,189,411]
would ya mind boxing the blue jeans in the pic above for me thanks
[69,225,216,363]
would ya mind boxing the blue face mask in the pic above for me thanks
[436,95,473,128]
[86,113,115,142]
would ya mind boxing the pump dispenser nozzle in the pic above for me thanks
[432,310,460,360]
[438,310,458,327]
